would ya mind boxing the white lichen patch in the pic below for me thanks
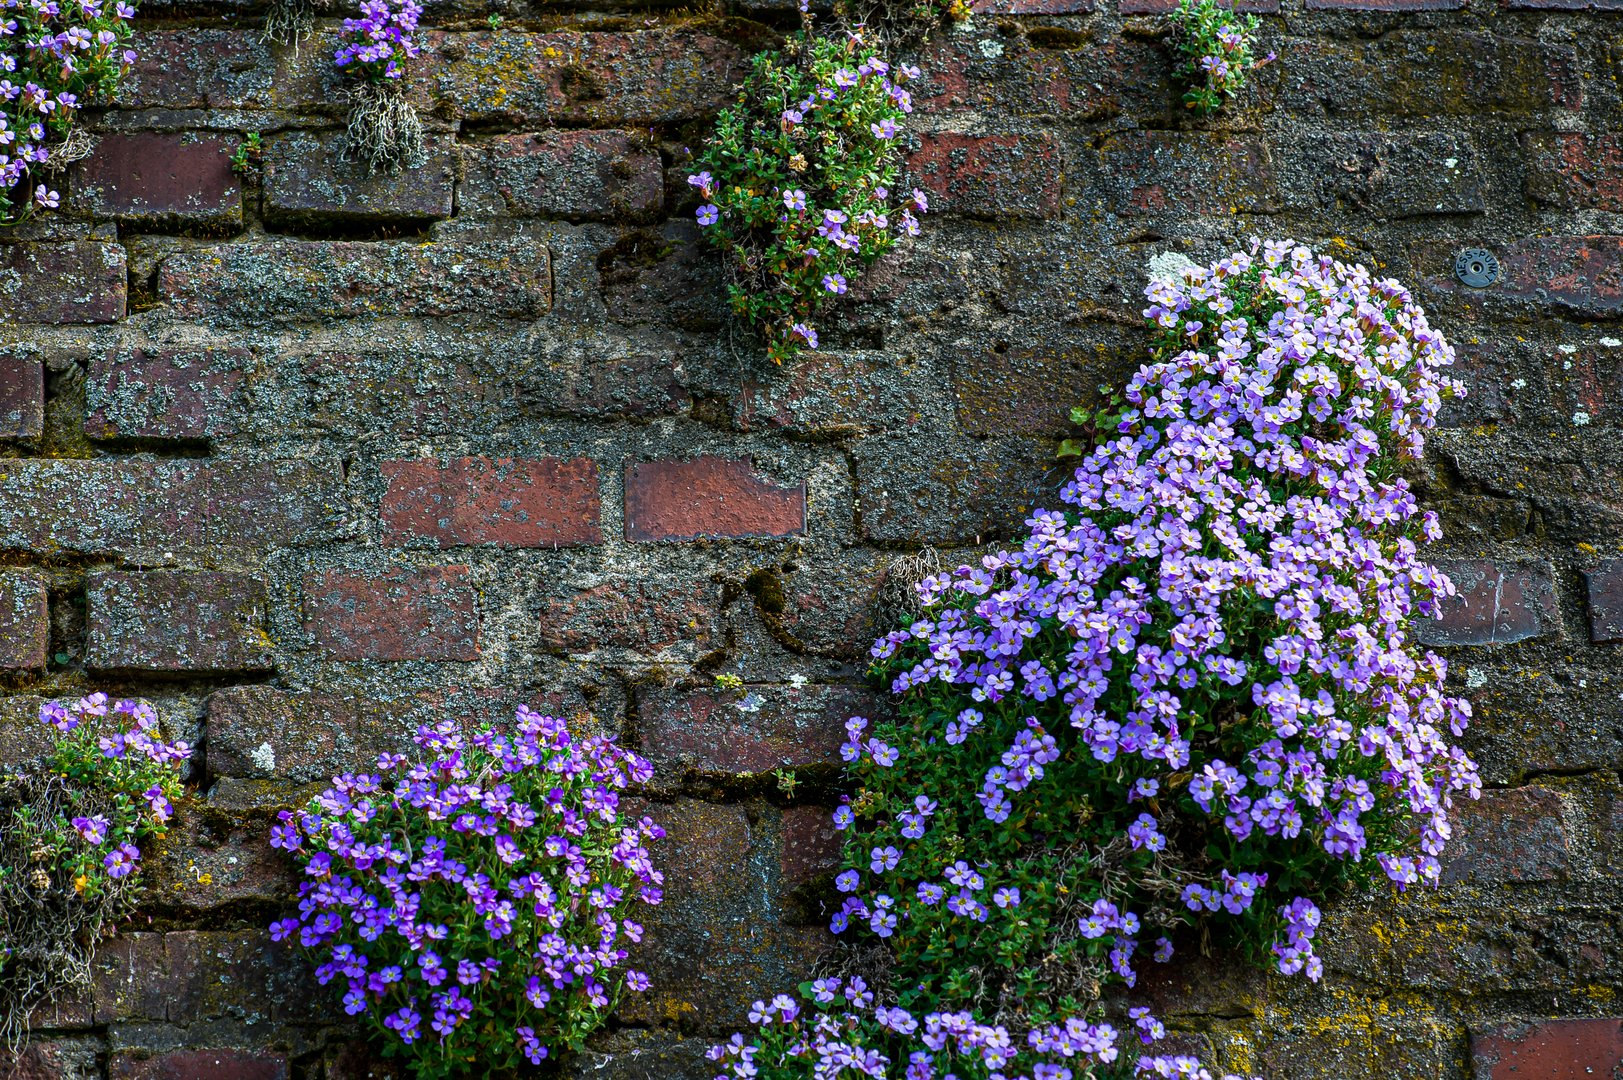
[250,741,277,772]
[1147,250,1200,283]
[1465,667,1487,690]
[1574,410,1592,426]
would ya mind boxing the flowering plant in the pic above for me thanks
[1165,0,1273,115]
[333,0,425,172]
[271,708,665,1078]
[0,0,138,225]
[714,240,1478,1079]
[0,694,189,1046]
[689,21,925,363]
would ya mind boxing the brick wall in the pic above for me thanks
[1,0,1621,1074]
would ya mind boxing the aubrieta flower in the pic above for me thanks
[333,0,421,81]
[273,708,663,1074]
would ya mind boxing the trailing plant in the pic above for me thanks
[270,708,665,1079]
[334,0,426,173]
[689,19,926,364]
[0,694,189,1048]
[0,0,138,226]
[1165,0,1273,115]
[712,239,1478,1079]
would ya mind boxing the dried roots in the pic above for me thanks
[873,547,943,628]
[342,81,428,175]
[262,0,324,48]
[0,771,136,1051]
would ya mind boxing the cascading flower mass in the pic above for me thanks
[713,239,1480,1080]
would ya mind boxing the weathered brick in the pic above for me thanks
[538,578,717,657]
[429,26,752,127]
[1507,0,1623,9]
[1482,236,1623,318]
[159,930,326,1024]
[1305,0,1461,9]
[119,30,273,109]
[109,1048,289,1080]
[907,132,1064,220]
[624,458,806,542]
[69,133,241,231]
[0,696,57,768]
[262,130,456,226]
[0,572,49,671]
[1586,560,1623,644]
[519,354,692,420]
[1119,0,1271,9]
[304,565,479,661]
[977,0,1093,11]
[734,352,937,437]
[1260,1016,1461,1080]
[86,571,273,674]
[1280,132,1483,218]
[157,238,551,322]
[380,456,601,548]
[915,35,1171,125]
[1523,133,1623,213]
[91,934,172,1023]
[0,243,125,323]
[86,348,250,441]
[147,810,298,909]
[637,682,880,775]
[955,345,1100,436]
[1416,560,1562,647]
[1441,786,1572,884]
[0,355,45,438]
[465,130,663,221]
[1470,1017,1623,1077]
[2,1040,97,1080]
[302,351,521,436]
[851,435,1049,545]
[1094,131,1279,217]
[779,805,841,888]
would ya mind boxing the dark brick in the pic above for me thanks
[0,572,49,670]
[119,30,273,109]
[1306,0,1461,8]
[109,1048,289,1080]
[466,130,663,221]
[1,1040,97,1080]
[779,805,841,887]
[978,0,1093,11]
[1281,132,1483,218]
[1119,0,1272,9]
[637,682,880,774]
[262,130,456,226]
[538,578,717,657]
[147,810,297,909]
[380,456,601,548]
[91,934,172,1023]
[1524,133,1623,213]
[0,243,125,323]
[624,458,806,542]
[69,133,241,231]
[86,571,273,674]
[915,35,1171,125]
[159,930,327,1024]
[0,356,45,439]
[1470,1017,1623,1078]
[1416,560,1561,647]
[1586,560,1623,644]
[86,348,250,441]
[1441,786,1572,884]
[304,565,479,661]
[1259,1017,1460,1080]
[1507,0,1623,8]
[303,351,521,436]
[429,27,751,127]
[1095,131,1279,217]
[520,354,692,420]
[955,345,1102,436]
[907,132,1064,220]
[851,435,1049,545]
[1483,236,1623,318]
[157,238,551,322]
[0,696,58,768]
[734,352,935,437]
[323,1042,404,1080]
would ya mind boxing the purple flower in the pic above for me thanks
[696,203,719,226]
[104,843,138,879]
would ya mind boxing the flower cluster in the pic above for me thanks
[334,0,419,80]
[718,240,1477,1079]
[0,0,137,224]
[1165,0,1273,115]
[272,708,664,1079]
[690,21,925,363]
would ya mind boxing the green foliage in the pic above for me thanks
[230,132,264,175]
[1165,0,1273,115]
[689,22,925,363]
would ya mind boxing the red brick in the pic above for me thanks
[1586,560,1623,644]
[1441,786,1572,884]
[1096,131,1279,217]
[1416,560,1561,647]
[262,131,456,226]
[780,805,842,887]
[467,130,664,221]
[1471,236,1623,318]
[158,238,551,322]
[637,682,880,774]
[1470,1018,1623,1078]
[0,572,49,671]
[0,243,125,323]
[907,132,1064,220]
[1524,133,1623,213]
[429,27,751,127]
[109,1049,289,1080]
[86,348,249,441]
[380,456,601,548]
[86,571,273,674]
[69,133,241,231]
[304,565,479,661]
[624,457,806,542]
[1306,0,1460,8]
[0,355,45,438]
